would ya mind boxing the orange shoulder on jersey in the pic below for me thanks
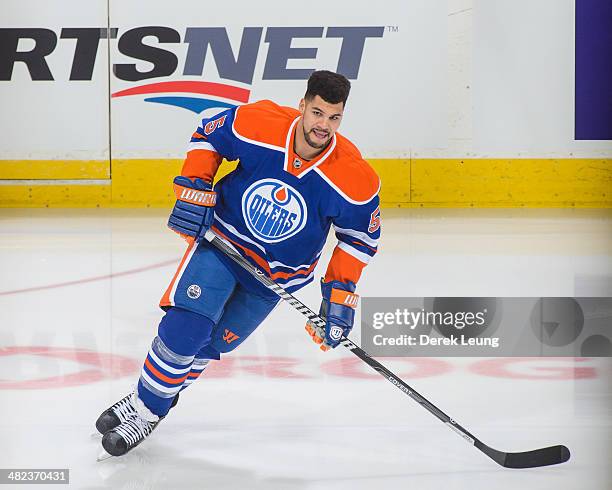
[233,99,300,148]
[318,133,380,203]
[182,100,298,182]
[324,245,367,285]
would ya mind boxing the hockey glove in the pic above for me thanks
[305,279,358,351]
[168,176,216,242]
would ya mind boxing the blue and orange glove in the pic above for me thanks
[168,176,216,242]
[305,280,359,351]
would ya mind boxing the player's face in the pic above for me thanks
[299,95,344,149]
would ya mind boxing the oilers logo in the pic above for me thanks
[242,179,307,243]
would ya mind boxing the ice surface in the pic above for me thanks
[1,208,610,489]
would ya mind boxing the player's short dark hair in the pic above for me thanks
[305,70,351,106]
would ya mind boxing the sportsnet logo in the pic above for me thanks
[242,179,307,243]
[0,26,384,115]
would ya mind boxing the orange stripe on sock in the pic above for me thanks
[144,358,189,385]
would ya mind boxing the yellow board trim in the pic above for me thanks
[0,184,110,208]
[368,158,411,206]
[0,158,610,208]
[0,160,109,179]
[109,159,239,207]
[411,158,612,207]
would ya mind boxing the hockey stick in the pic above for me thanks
[204,230,570,469]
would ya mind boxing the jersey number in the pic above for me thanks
[203,115,227,135]
[368,206,381,233]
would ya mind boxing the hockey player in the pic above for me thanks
[95,70,381,458]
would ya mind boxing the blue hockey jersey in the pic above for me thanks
[171,99,380,293]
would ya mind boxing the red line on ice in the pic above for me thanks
[0,259,178,296]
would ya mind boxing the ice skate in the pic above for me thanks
[96,391,164,460]
[95,391,178,435]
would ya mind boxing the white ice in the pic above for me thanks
[0,208,611,490]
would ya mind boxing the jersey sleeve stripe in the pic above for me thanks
[337,241,372,264]
[333,225,379,247]
[188,141,218,152]
[336,234,377,257]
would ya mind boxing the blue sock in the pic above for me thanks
[137,308,214,416]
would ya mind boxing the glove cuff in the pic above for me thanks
[320,279,359,309]
[173,177,216,207]
[330,288,359,309]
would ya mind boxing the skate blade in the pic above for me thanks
[96,449,113,462]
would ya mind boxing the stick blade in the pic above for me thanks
[478,442,571,468]
[503,444,570,469]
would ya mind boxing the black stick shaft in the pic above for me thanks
[203,230,570,468]
[204,232,477,438]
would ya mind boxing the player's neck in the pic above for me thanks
[294,122,328,161]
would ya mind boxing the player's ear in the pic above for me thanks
[299,98,305,113]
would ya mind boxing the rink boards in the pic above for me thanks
[1,1,610,208]
[1,157,611,208]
